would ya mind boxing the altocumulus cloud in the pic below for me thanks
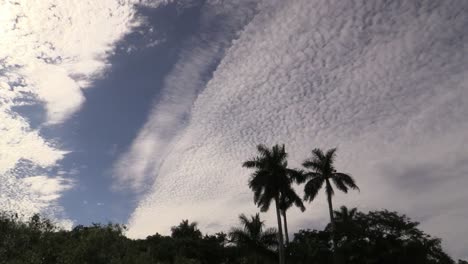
[114,0,259,191]
[123,0,468,259]
[0,0,163,225]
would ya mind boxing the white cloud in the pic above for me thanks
[0,0,158,124]
[0,0,165,224]
[0,102,66,174]
[1,173,75,228]
[22,175,74,203]
[123,0,468,259]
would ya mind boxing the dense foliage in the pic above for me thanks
[0,209,463,264]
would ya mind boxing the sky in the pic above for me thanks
[1,0,467,259]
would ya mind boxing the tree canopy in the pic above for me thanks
[0,208,461,264]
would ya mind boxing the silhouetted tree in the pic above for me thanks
[171,220,202,240]
[301,148,359,262]
[229,213,277,264]
[0,208,458,264]
[334,209,455,264]
[288,229,332,264]
[333,206,359,234]
[243,144,301,264]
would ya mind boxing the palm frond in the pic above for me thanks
[256,144,271,158]
[333,172,359,191]
[252,187,262,205]
[258,193,273,212]
[290,190,306,212]
[332,176,349,193]
[334,206,358,223]
[286,168,305,183]
[229,228,252,244]
[303,177,324,202]
[279,186,305,212]
[260,227,278,247]
[311,148,325,160]
[334,206,348,218]
[238,214,250,226]
[242,159,263,168]
[272,144,288,165]
[325,148,337,166]
[302,159,322,171]
[303,171,321,180]
[248,170,269,192]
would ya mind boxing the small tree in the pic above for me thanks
[229,213,277,263]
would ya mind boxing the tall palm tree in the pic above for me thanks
[243,144,301,264]
[301,148,359,253]
[229,213,277,263]
[279,187,305,245]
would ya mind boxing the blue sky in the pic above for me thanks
[1,0,468,259]
[53,2,207,225]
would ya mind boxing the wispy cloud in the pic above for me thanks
[0,0,163,224]
[113,0,259,191]
[124,0,468,259]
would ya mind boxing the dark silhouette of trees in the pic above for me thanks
[332,206,359,235]
[0,144,464,264]
[301,148,359,257]
[330,209,455,264]
[0,208,461,264]
[229,213,277,263]
[243,144,301,264]
[171,220,202,240]
[288,229,332,264]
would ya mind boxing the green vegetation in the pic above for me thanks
[0,208,461,264]
[0,145,465,263]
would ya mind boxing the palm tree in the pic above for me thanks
[334,206,357,225]
[279,187,305,245]
[170,219,202,240]
[243,144,301,264]
[301,148,359,254]
[332,206,359,236]
[229,213,277,263]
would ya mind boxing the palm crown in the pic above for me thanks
[334,206,358,224]
[243,144,303,212]
[229,213,277,249]
[302,148,359,202]
[170,220,202,240]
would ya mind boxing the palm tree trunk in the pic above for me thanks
[326,179,339,264]
[282,210,289,245]
[275,195,286,264]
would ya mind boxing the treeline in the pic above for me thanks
[0,208,463,264]
[0,144,465,263]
